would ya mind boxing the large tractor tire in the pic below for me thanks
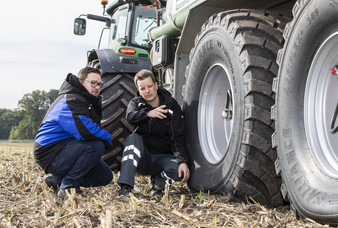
[183,10,288,207]
[100,72,137,172]
[272,0,338,225]
[90,59,137,172]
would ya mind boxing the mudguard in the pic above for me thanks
[87,49,153,74]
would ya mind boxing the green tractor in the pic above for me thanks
[75,0,338,225]
[74,0,160,171]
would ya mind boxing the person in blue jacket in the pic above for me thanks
[34,67,113,197]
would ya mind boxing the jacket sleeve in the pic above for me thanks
[58,95,112,147]
[126,98,152,125]
[169,100,189,165]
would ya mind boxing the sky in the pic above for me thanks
[0,0,109,109]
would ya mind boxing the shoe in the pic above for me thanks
[57,188,86,198]
[149,175,164,196]
[150,188,163,196]
[119,184,132,196]
[149,175,155,190]
[44,174,59,194]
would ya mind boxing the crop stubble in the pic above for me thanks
[0,142,324,227]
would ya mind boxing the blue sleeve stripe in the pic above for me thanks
[79,115,112,145]
[58,104,84,141]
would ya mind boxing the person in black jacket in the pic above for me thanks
[117,69,190,196]
[34,67,113,197]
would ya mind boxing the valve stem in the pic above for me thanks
[330,65,338,78]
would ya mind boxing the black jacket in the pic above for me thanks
[33,73,112,171]
[126,87,188,165]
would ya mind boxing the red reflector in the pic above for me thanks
[142,5,154,9]
[119,48,136,55]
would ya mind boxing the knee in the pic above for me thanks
[126,133,142,145]
[94,141,105,153]
[102,170,113,185]
[163,166,180,181]
[124,133,145,155]
[100,160,114,185]
[86,141,105,157]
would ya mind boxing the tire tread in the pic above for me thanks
[186,9,289,206]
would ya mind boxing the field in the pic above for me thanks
[0,142,325,227]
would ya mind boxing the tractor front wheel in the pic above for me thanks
[100,72,137,172]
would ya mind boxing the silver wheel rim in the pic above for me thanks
[198,64,233,164]
[305,32,338,178]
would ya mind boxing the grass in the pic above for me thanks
[0,140,34,148]
[0,142,324,227]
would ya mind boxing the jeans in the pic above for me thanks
[117,133,181,189]
[46,139,113,190]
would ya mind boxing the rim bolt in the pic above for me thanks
[222,110,232,120]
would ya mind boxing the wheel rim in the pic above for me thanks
[305,32,338,178]
[198,64,234,164]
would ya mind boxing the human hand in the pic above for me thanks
[178,163,190,182]
[146,105,168,119]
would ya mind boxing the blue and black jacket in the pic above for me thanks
[34,73,112,171]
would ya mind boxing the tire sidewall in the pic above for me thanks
[277,0,338,218]
[184,28,245,193]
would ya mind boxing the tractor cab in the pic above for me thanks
[109,2,158,51]
[74,0,160,54]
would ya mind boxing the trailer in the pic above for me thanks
[74,0,338,225]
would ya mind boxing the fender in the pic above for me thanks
[87,49,153,74]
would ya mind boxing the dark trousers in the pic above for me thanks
[117,133,181,189]
[46,139,113,190]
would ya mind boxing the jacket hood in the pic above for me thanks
[58,73,102,113]
[58,73,87,96]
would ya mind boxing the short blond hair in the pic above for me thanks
[134,69,156,88]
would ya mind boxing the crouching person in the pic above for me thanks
[33,67,113,197]
[117,69,190,196]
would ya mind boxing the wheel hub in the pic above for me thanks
[198,64,233,164]
[305,32,338,178]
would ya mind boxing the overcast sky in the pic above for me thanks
[0,0,109,109]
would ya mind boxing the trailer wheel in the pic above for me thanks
[272,0,338,224]
[183,10,288,206]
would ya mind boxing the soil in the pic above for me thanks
[0,143,325,227]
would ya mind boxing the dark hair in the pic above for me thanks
[77,67,101,81]
[134,69,156,88]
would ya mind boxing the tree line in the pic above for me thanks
[0,89,58,140]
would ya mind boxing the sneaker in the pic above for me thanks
[44,174,59,194]
[119,184,132,196]
[149,175,155,190]
[149,188,163,196]
[57,188,86,198]
[149,175,164,196]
